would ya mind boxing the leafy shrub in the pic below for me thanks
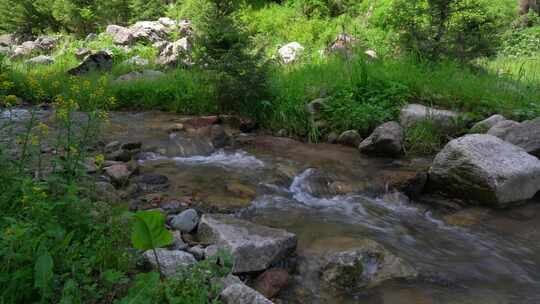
[384,0,510,60]
[499,25,540,57]
[287,0,361,17]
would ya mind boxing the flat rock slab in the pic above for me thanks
[197,214,297,274]
[428,134,540,207]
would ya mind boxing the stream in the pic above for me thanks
[5,109,540,303]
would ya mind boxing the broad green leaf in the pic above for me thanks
[131,211,173,251]
[34,250,54,297]
[118,272,161,304]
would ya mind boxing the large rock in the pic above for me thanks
[320,239,417,292]
[143,248,196,277]
[487,120,521,138]
[10,41,36,59]
[34,36,58,51]
[400,104,460,131]
[170,209,199,233]
[278,42,304,64]
[26,55,54,65]
[490,117,540,158]
[106,25,133,45]
[220,283,274,304]
[157,38,191,66]
[0,34,14,47]
[104,163,133,186]
[470,114,506,133]
[337,130,362,147]
[68,51,113,75]
[115,70,165,82]
[358,121,404,157]
[254,268,290,299]
[130,21,170,44]
[197,214,297,273]
[428,134,540,207]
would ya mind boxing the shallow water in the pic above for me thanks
[103,112,540,304]
[6,109,540,303]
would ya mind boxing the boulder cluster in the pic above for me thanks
[310,100,540,208]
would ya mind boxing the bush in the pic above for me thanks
[384,0,510,60]
[499,25,540,57]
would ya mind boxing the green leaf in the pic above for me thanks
[131,211,173,251]
[34,250,54,298]
[118,272,161,304]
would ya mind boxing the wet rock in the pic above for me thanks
[226,181,256,199]
[104,163,134,186]
[320,239,417,292]
[489,117,540,158]
[106,149,135,162]
[121,141,142,151]
[138,174,169,186]
[373,170,427,199]
[428,134,540,207]
[254,268,290,299]
[184,116,219,128]
[123,55,149,66]
[197,214,297,273]
[326,132,338,144]
[115,70,165,82]
[143,248,196,277]
[160,199,188,215]
[443,208,491,227]
[278,42,304,64]
[470,114,506,133]
[104,141,122,153]
[157,38,191,66]
[400,104,460,132]
[68,51,113,75]
[220,283,274,304]
[208,125,231,148]
[359,121,404,157]
[165,123,185,133]
[26,55,54,65]
[168,230,189,251]
[337,130,362,147]
[75,48,92,59]
[487,120,521,138]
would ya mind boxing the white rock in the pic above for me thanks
[278,42,304,64]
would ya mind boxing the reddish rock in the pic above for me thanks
[185,116,219,129]
[373,170,427,199]
[253,268,290,299]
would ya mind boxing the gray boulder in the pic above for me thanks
[171,209,199,233]
[11,41,37,59]
[106,25,133,45]
[34,36,58,51]
[0,34,14,47]
[157,38,191,66]
[489,117,540,158]
[143,248,196,277]
[400,104,459,131]
[337,130,362,147]
[104,163,134,186]
[68,51,113,75]
[470,114,507,133]
[115,70,165,83]
[197,214,297,274]
[26,55,54,65]
[487,120,521,138]
[220,283,274,304]
[428,134,540,207]
[278,42,304,64]
[130,21,170,43]
[75,48,92,59]
[358,121,404,157]
[320,239,417,291]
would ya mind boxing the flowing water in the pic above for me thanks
[5,109,540,303]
